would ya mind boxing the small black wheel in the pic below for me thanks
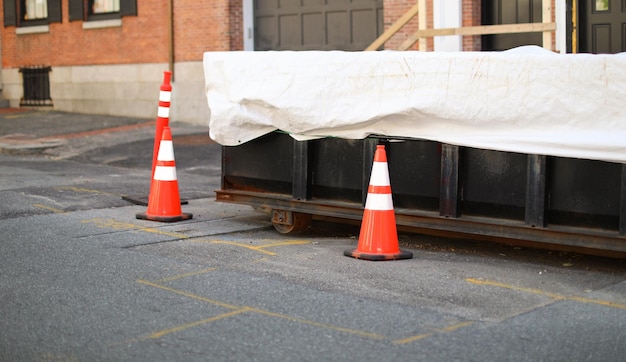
[271,210,312,234]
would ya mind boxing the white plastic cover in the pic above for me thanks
[203,47,626,163]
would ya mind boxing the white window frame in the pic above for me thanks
[243,0,254,51]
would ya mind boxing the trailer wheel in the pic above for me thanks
[271,209,312,234]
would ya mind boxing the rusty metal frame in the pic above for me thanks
[216,188,626,255]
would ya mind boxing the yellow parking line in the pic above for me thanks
[393,332,433,345]
[82,218,189,239]
[466,278,626,310]
[136,279,385,341]
[34,203,65,214]
[567,295,626,309]
[250,307,386,340]
[197,239,310,256]
[256,240,310,252]
[156,268,217,283]
[155,268,218,283]
[149,308,251,339]
[83,218,309,257]
[136,279,240,310]
[394,321,473,345]
[206,240,276,255]
[56,186,122,197]
[432,321,474,333]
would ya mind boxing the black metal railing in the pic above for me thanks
[20,66,53,106]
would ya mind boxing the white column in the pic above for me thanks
[555,0,566,53]
[243,0,254,51]
[434,0,462,52]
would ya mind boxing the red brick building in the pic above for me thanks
[0,1,618,124]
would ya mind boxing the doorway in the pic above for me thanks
[579,0,626,53]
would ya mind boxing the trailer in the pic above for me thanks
[204,48,626,256]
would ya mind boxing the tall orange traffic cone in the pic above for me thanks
[152,71,172,180]
[344,145,412,261]
[136,126,193,222]
[123,71,186,207]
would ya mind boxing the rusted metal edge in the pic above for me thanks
[215,189,626,254]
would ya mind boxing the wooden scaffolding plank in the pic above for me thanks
[365,1,420,51]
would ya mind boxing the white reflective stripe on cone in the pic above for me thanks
[159,90,172,102]
[154,166,177,181]
[157,141,175,161]
[158,106,170,118]
[364,193,394,211]
[369,162,391,186]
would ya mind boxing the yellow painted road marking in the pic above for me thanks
[257,240,310,252]
[34,203,65,214]
[394,321,474,345]
[394,333,433,345]
[83,218,309,256]
[156,268,217,283]
[136,279,385,341]
[431,321,474,333]
[249,307,386,340]
[205,240,276,255]
[82,218,189,239]
[56,186,122,197]
[567,295,626,309]
[36,352,79,362]
[466,278,626,310]
[204,239,309,256]
[149,308,251,339]
[137,279,239,310]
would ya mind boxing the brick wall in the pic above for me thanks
[174,0,242,61]
[1,0,243,68]
[1,0,559,69]
[382,0,429,50]
[382,0,482,51]
[229,0,243,51]
[462,0,481,51]
[1,0,170,68]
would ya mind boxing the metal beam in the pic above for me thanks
[525,154,547,227]
[440,144,460,218]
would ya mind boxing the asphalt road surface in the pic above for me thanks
[1,111,625,361]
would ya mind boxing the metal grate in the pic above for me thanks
[20,66,53,107]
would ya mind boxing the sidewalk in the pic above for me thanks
[0,108,210,159]
[0,109,155,155]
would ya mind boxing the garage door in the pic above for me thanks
[255,0,384,51]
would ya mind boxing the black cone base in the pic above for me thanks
[344,248,413,261]
[136,212,193,222]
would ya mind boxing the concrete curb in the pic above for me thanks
[0,134,66,155]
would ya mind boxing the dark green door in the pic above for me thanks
[579,0,626,53]
[481,0,543,51]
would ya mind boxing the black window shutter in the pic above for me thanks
[48,0,62,23]
[120,0,137,17]
[4,0,17,27]
[68,0,84,21]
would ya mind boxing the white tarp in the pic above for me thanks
[203,47,626,163]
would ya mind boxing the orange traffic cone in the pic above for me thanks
[152,71,172,180]
[136,126,193,222]
[344,145,412,261]
[123,71,184,207]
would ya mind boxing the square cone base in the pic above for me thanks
[136,212,193,222]
[343,248,413,261]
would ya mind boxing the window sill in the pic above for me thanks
[82,19,122,30]
[16,25,50,35]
